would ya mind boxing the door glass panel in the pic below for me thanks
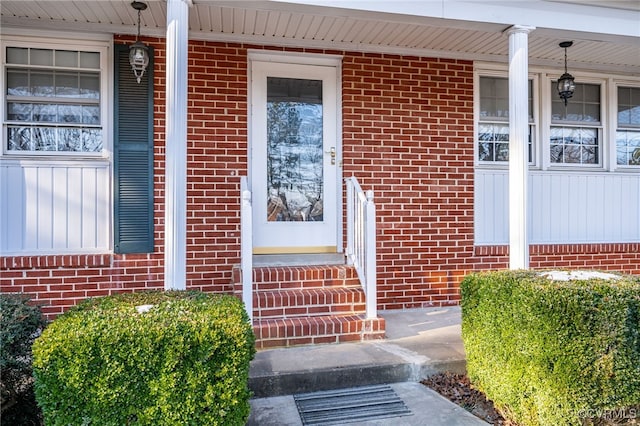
[266,77,323,222]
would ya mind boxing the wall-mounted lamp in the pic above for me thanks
[129,1,149,84]
[557,41,575,106]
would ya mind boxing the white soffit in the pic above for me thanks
[1,0,639,74]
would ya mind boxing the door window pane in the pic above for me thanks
[266,77,324,222]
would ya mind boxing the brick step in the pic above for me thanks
[250,265,359,291]
[253,286,366,319]
[253,314,386,349]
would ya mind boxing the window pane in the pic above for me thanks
[80,52,100,69]
[79,74,100,99]
[6,69,29,96]
[617,147,628,165]
[496,143,509,161]
[618,87,640,127]
[478,142,494,161]
[31,49,53,66]
[59,128,81,151]
[33,104,57,122]
[7,103,31,121]
[59,104,83,123]
[582,84,600,103]
[582,146,598,164]
[55,72,80,97]
[550,126,599,164]
[55,50,77,67]
[82,129,103,152]
[550,144,563,163]
[82,105,100,124]
[563,145,581,163]
[479,77,509,119]
[583,104,600,122]
[551,83,600,123]
[33,127,57,151]
[31,72,55,97]
[616,130,640,165]
[7,47,28,64]
[7,127,32,150]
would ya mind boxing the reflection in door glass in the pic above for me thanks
[267,77,324,222]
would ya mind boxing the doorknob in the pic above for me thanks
[325,147,336,165]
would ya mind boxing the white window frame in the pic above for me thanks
[612,81,640,171]
[1,32,112,161]
[542,73,606,170]
[474,65,539,169]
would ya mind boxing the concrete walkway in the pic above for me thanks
[247,306,489,425]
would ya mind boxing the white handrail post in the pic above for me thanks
[364,189,377,319]
[346,177,354,264]
[240,177,253,322]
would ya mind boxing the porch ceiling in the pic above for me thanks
[1,1,639,74]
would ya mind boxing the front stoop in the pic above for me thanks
[232,264,386,349]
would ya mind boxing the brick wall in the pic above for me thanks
[1,38,639,318]
[342,53,476,309]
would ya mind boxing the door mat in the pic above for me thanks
[293,384,412,425]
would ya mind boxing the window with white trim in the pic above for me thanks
[616,85,640,166]
[4,46,103,154]
[550,82,601,165]
[477,76,534,163]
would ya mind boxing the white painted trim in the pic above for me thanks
[0,27,113,43]
[248,50,342,67]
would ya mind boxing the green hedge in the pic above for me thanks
[32,291,255,426]
[461,270,640,426]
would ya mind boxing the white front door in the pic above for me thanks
[250,57,340,254]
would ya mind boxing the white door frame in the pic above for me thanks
[247,50,343,254]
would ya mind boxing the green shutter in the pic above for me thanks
[114,44,154,253]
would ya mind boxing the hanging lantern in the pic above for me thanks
[129,1,149,84]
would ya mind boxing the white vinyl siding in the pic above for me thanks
[475,170,640,244]
[0,160,110,254]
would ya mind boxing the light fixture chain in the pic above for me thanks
[137,8,141,40]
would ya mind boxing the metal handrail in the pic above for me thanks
[345,176,377,319]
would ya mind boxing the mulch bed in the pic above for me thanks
[421,372,515,425]
[422,372,639,425]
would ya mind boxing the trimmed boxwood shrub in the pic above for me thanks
[1,294,47,425]
[32,291,255,426]
[461,270,640,426]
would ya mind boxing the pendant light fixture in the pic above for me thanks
[557,41,575,106]
[129,1,149,84]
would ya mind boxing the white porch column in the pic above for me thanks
[505,25,534,270]
[164,0,191,290]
